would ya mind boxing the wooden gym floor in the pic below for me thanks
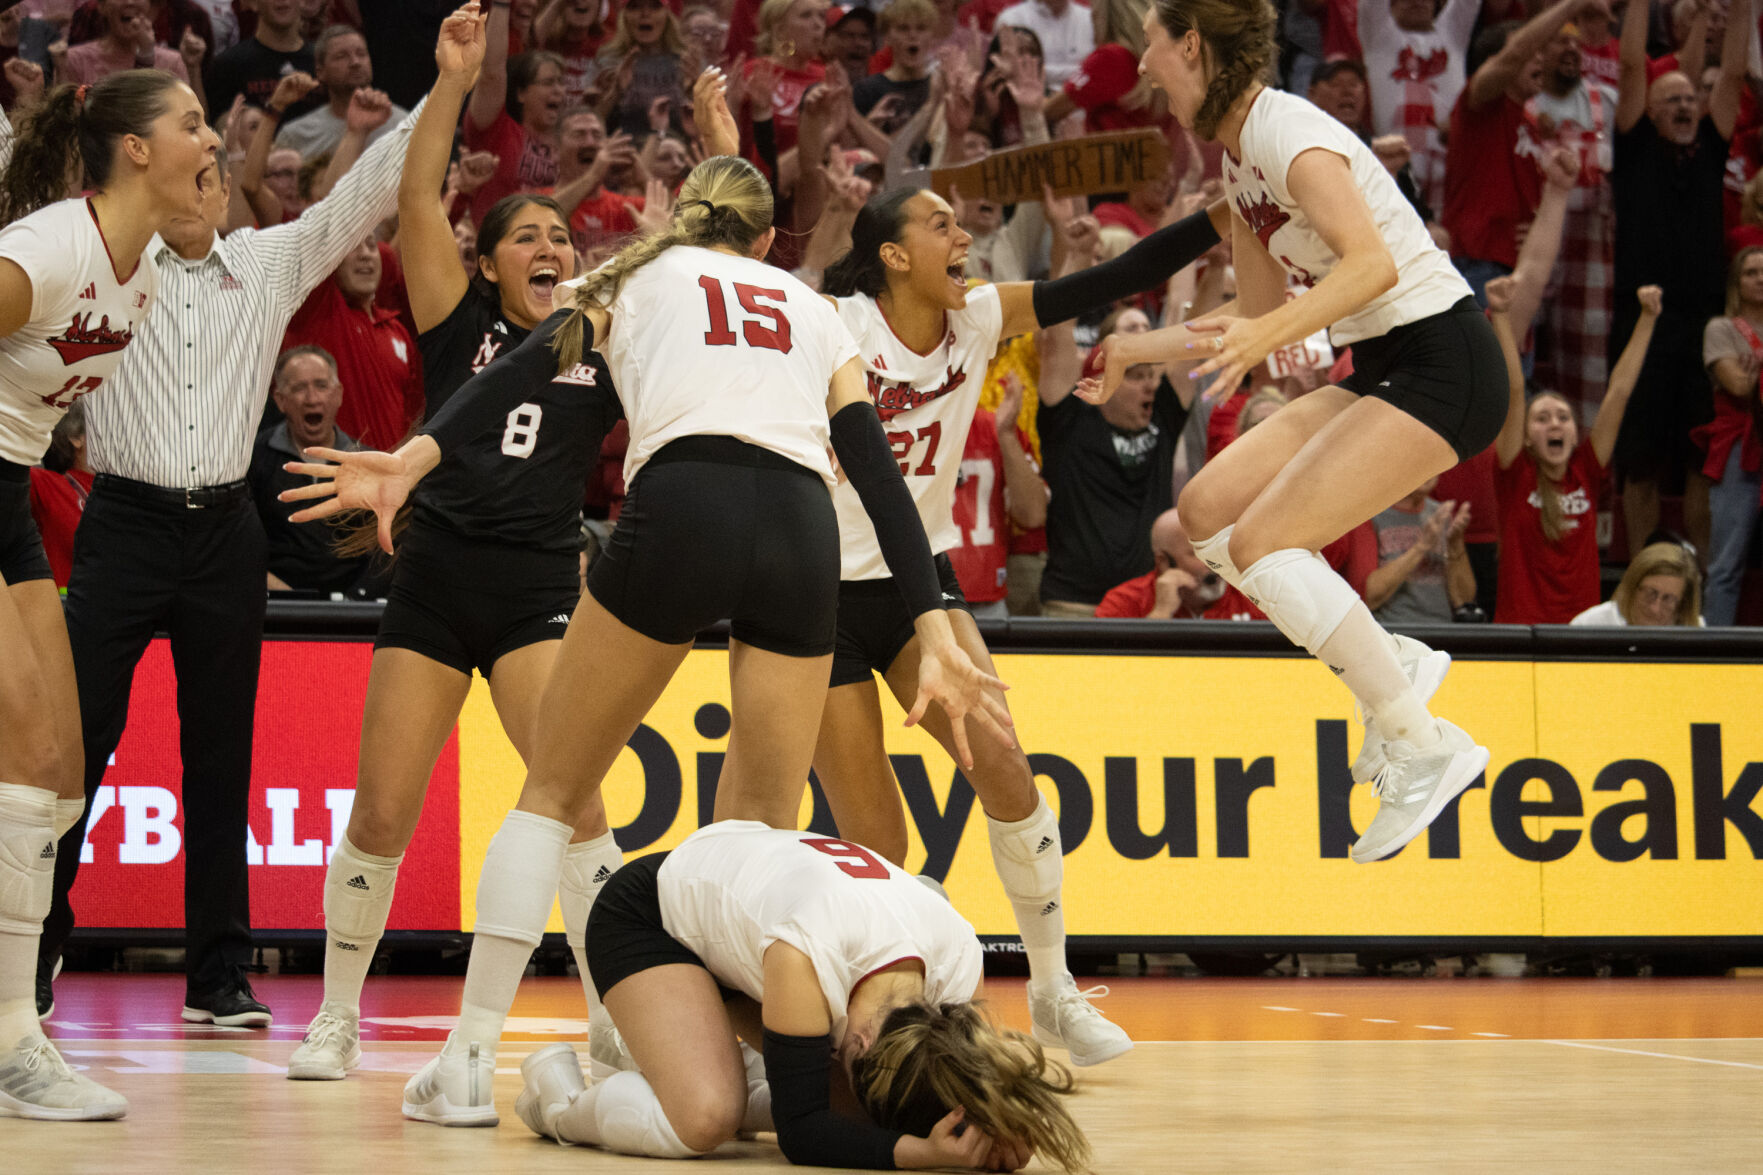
[17,972,1763,1172]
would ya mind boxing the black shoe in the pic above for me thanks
[181,969,273,1028]
[36,954,59,1020]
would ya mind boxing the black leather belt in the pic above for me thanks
[93,472,251,510]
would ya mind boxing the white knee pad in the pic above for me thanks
[53,797,84,840]
[1238,548,1360,656]
[324,836,402,943]
[557,833,623,953]
[0,783,57,936]
[1190,525,1243,589]
[595,1070,711,1159]
[986,796,1063,902]
[474,810,571,948]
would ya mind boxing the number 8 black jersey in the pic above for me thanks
[412,286,623,553]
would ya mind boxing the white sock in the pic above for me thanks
[557,832,623,1020]
[0,783,56,1046]
[986,796,1067,986]
[1240,548,1440,748]
[1190,524,1244,588]
[321,836,402,1016]
[450,809,571,1058]
[554,1070,709,1157]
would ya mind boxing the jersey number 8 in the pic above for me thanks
[501,403,542,458]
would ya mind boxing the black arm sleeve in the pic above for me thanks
[1030,207,1222,327]
[829,401,942,618]
[419,308,579,454]
[764,1030,900,1170]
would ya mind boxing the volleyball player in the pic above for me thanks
[1093,0,1504,863]
[281,154,1010,1124]
[288,3,626,1082]
[809,187,1227,1066]
[0,71,219,1119]
[513,820,1088,1170]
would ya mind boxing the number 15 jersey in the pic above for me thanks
[831,284,1004,581]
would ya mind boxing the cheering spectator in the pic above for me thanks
[276,23,408,159]
[854,0,935,126]
[1366,476,1476,624]
[249,346,381,593]
[948,375,1047,618]
[545,105,641,259]
[531,0,612,106]
[1695,246,1763,625]
[743,0,829,158]
[1306,57,1369,137]
[993,0,1091,87]
[1609,0,1749,561]
[1441,0,1593,301]
[464,1,564,223]
[27,403,93,590]
[1093,508,1227,618]
[826,5,877,81]
[682,5,730,68]
[282,235,424,451]
[1358,0,1482,210]
[1042,0,1160,134]
[204,0,317,116]
[1570,541,1706,625]
[62,0,197,89]
[590,0,691,139]
[1527,20,1615,427]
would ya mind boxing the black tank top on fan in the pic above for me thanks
[412,286,622,554]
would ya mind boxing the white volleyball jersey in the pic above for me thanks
[0,198,158,465]
[1223,87,1469,346]
[831,284,1004,581]
[576,246,860,487]
[658,821,984,1047]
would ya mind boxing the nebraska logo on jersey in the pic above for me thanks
[555,362,598,386]
[471,334,506,373]
[46,312,133,365]
[868,365,967,421]
[1235,191,1291,252]
[1393,46,1449,84]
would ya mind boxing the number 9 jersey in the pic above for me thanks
[586,245,860,487]
[657,821,984,1046]
[830,284,1004,581]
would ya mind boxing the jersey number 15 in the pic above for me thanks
[698,276,793,354]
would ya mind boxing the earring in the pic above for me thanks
[778,39,795,58]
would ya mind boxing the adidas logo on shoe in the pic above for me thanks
[591,865,614,884]
[346,875,370,891]
[39,842,56,859]
[1041,901,1059,916]
[1035,836,1054,854]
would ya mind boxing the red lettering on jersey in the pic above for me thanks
[45,312,133,366]
[801,837,890,879]
[1392,46,1449,84]
[41,374,102,409]
[867,365,967,421]
[1234,191,1291,253]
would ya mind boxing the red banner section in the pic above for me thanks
[73,640,461,931]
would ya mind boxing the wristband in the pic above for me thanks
[262,104,287,123]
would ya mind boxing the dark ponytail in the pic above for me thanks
[822,187,918,298]
[0,70,186,228]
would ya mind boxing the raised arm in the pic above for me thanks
[1506,147,1578,338]
[1468,0,1598,110]
[314,87,393,202]
[1617,0,1651,131]
[241,72,320,226]
[400,7,486,333]
[1709,0,1751,140]
[1487,275,1530,469]
[468,0,512,134]
[993,376,1047,530]
[1591,285,1663,466]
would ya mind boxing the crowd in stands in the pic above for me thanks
[9,0,1758,627]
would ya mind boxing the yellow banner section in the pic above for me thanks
[456,653,1763,940]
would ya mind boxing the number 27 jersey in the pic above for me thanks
[832,284,1004,581]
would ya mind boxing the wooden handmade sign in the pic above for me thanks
[930,130,1172,205]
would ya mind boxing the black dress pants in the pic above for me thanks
[40,481,267,994]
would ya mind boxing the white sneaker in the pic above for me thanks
[402,1039,498,1126]
[1353,635,1452,784]
[0,1031,128,1120]
[588,1017,636,1082]
[1351,718,1490,863]
[287,1003,361,1080]
[515,1042,585,1142]
[1028,975,1133,1067]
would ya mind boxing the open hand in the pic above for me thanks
[907,640,1014,771]
[694,66,740,157]
[279,448,418,554]
[436,1,488,81]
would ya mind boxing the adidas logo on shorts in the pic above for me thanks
[591,865,614,884]
[549,614,571,625]
[346,875,370,891]
[1035,836,1054,854]
[39,842,55,859]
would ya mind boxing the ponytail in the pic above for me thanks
[551,154,773,372]
[0,71,186,228]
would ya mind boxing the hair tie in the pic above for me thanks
[693,199,716,214]
[75,84,89,109]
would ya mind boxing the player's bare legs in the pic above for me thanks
[0,575,123,1119]
[812,681,911,864]
[711,639,837,831]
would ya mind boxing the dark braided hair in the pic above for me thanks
[1150,0,1277,140]
[822,188,920,298]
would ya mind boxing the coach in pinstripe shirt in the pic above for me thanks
[37,97,426,1026]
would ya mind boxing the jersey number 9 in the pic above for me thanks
[801,837,890,879]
